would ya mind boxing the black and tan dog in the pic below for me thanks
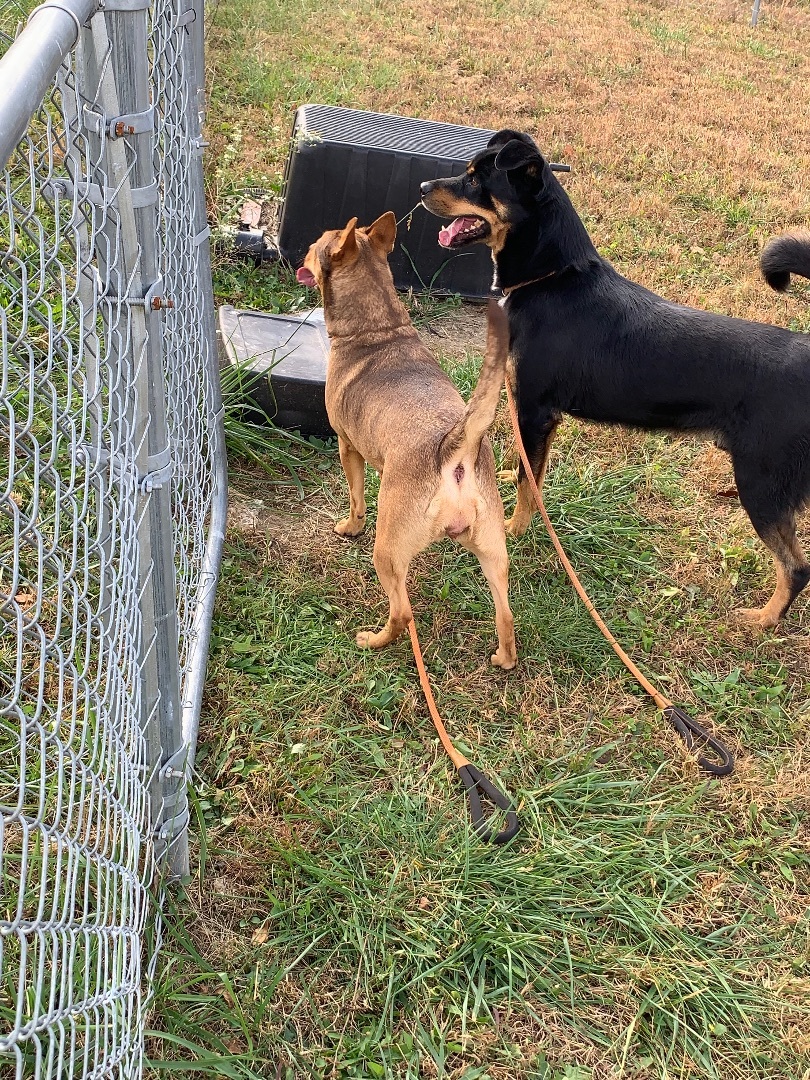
[421,131,810,628]
[296,212,517,667]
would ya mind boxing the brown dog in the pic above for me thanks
[296,212,517,669]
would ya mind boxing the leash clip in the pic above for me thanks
[458,764,520,844]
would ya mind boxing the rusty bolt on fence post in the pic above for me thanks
[151,296,174,310]
[114,122,136,137]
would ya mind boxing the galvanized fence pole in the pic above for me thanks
[106,3,189,877]
[69,6,186,876]
[177,0,227,771]
[0,0,98,168]
[75,8,187,874]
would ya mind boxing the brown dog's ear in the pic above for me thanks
[363,211,397,257]
[330,217,359,263]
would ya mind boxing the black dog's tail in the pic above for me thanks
[760,229,810,292]
[439,299,509,465]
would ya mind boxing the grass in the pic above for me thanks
[150,759,807,1079]
[146,0,810,1077]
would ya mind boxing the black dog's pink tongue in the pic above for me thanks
[438,216,478,248]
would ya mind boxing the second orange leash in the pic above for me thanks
[504,381,734,777]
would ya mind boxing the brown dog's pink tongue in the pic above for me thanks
[438,216,478,248]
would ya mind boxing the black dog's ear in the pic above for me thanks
[494,139,544,173]
[487,128,538,152]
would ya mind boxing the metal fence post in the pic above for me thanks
[108,5,190,877]
[176,0,228,771]
[76,7,187,874]
[0,0,98,167]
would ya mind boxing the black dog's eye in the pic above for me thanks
[468,174,479,188]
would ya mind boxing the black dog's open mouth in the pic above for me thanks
[438,216,490,249]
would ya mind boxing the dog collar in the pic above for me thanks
[499,270,558,297]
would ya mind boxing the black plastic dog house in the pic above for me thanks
[277,104,498,299]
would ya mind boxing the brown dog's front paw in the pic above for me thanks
[734,606,780,630]
[335,517,365,538]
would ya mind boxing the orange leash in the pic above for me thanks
[407,619,469,770]
[504,381,734,776]
[407,614,519,843]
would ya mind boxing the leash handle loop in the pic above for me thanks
[662,705,735,776]
[459,764,521,844]
[407,615,520,843]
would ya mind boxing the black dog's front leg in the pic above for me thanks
[505,410,559,537]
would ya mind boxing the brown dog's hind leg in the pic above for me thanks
[355,477,428,649]
[461,525,517,669]
[335,437,367,537]
[355,542,414,650]
[505,419,559,538]
[736,517,810,628]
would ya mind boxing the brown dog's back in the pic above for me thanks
[330,301,508,541]
[317,219,508,541]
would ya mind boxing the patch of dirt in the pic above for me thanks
[226,490,298,540]
[420,300,488,361]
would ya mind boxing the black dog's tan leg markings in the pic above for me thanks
[736,517,810,628]
[334,437,367,537]
[505,419,559,538]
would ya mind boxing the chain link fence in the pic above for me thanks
[0,0,226,1074]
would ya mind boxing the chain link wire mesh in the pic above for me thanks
[0,0,226,1075]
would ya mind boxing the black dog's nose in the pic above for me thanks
[420,181,434,196]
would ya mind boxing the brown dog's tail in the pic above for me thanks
[760,229,810,292]
[438,299,509,465]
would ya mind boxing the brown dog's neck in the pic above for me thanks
[322,257,416,344]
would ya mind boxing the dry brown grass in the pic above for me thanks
[208,0,810,317]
